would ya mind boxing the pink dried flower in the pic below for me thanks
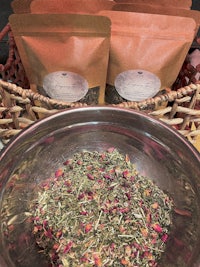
[80,211,88,215]
[110,242,115,251]
[101,153,106,160]
[64,180,71,186]
[119,207,129,213]
[93,253,102,266]
[151,202,159,209]
[103,174,112,180]
[78,193,85,200]
[122,170,129,178]
[63,241,73,254]
[63,159,71,165]
[44,229,53,238]
[56,230,63,238]
[107,147,115,153]
[55,169,63,178]
[43,220,48,227]
[161,233,168,243]
[125,192,131,200]
[152,223,163,233]
[85,223,93,233]
[87,173,95,180]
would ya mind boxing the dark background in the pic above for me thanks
[192,0,200,10]
[0,0,200,64]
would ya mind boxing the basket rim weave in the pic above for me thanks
[0,79,200,109]
[0,80,200,150]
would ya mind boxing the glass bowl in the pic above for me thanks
[0,106,200,267]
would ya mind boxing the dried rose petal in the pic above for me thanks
[80,253,89,263]
[63,241,73,254]
[53,243,60,251]
[146,212,152,223]
[151,202,159,209]
[56,230,62,239]
[122,170,129,178]
[44,229,53,238]
[93,253,102,266]
[121,258,129,265]
[55,169,63,178]
[85,223,93,233]
[87,173,95,180]
[107,147,115,153]
[63,159,72,165]
[78,193,85,200]
[80,211,88,216]
[161,233,168,243]
[141,228,149,237]
[152,223,163,233]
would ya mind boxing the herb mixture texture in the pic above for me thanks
[31,148,173,267]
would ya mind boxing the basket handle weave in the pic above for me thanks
[0,79,87,108]
[0,80,200,146]
[0,79,199,110]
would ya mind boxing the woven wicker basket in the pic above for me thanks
[0,24,200,151]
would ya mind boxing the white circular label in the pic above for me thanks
[43,71,88,102]
[115,70,161,101]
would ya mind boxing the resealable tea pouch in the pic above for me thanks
[30,0,115,14]
[9,13,111,104]
[11,0,32,13]
[112,4,200,35]
[98,11,196,104]
[113,0,192,9]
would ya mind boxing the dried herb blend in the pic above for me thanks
[30,148,173,266]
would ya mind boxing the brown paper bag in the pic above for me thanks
[98,10,196,104]
[112,3,200,35]
[11,0,33,13]
[9,13,111,104]
[113,0,192,9]
[30,0,115,14]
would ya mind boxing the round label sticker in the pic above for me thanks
[114,70,161,101]
[43,71,88,102]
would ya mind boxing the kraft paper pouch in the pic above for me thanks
[11,0,32,13]
[9,14,111,104]
[98,11,196,104]
[112,4,200,36]
[113,0,192,9]
[30,0,115,14]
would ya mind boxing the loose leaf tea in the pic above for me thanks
[30,148,173,266]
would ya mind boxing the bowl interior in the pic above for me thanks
[0,107,200,267]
